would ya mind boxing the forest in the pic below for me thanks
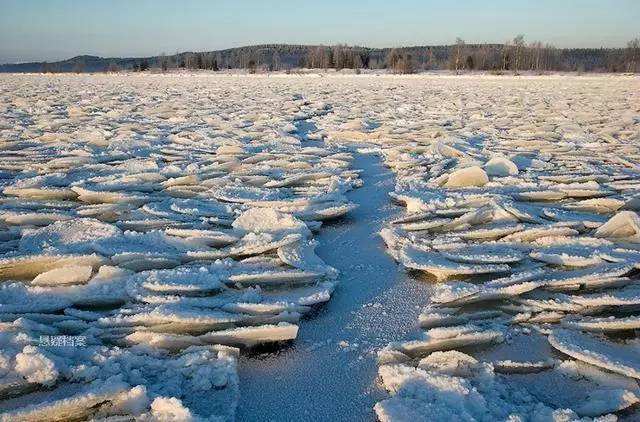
[2,36,639,74]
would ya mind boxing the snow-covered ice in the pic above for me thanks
[311,73,639,421]
[0,72,638,420]
[0,73,361,420]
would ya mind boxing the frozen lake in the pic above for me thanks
[0,73,638,421]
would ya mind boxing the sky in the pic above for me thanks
[1,0,639,63]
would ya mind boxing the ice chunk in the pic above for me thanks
[565,198,625,214]
[0,254,105,281]
[501,226,579,243]
[458,223,525,241]
[389,324,504,358]
[399,244,510,281]
[594,211,640,241]
[71,186,149,206]
[135,267,223,295]
[561,315,640,332]
[548,329,640,379]
[3,187,77,201]
[277,240,337,276]
[436,243,524,264]
[419,307,503,329]
[31,265,93,286]
[126,322,299,350]
[0,211,73,227]
[492,359,555,374]
[484,156,518,177]
[0,381,142,421]
[443,166,488,188]
[530,250,603,267]
[417,350,489,377]
[165,228,239,247]
[516,190,568,201]
[228,269,321,286]
[232,208,311,238]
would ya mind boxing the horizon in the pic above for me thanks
[0,41,625,65]
[1,0,639,64]
[0,41,632,66]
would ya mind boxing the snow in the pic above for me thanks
[150,396,194,421]
[14,346,58,386]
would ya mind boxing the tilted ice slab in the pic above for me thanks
[0,254,105,282]
[277,239,337,276]
[386,324,504,358]
[561,315,640,332]
[125,322,299,350]
[398,244,511,281]
[594,211,640,242]
[548,329,640,379]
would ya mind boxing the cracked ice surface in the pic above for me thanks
[314,74,640,421]
[0,73,362,420]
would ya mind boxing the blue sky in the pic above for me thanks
[1,0,638,63]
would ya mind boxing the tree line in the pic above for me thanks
[2,38,637,74]
[443,36,640,74]
[145,37,640,74]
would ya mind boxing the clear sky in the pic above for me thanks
[1,0,638,63]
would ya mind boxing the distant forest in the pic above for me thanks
[2,36,639,74]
